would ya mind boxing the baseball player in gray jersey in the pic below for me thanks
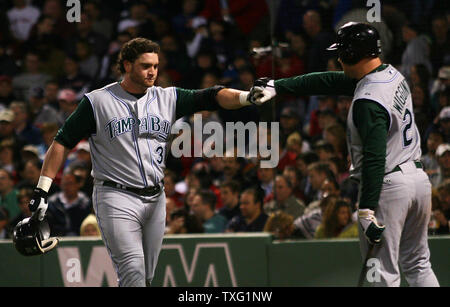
[27,38,260,287]
[249,22,439,286]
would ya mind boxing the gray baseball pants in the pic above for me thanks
[93,184,166,287]
[358,161,439,287]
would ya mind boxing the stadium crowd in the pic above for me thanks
[0,0,449,239]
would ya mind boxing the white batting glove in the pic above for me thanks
[358,208,385,244]
[29,188,48,221]
[249,78,276,105]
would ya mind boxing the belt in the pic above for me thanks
[102,180,161,197]
[385,161,423,176]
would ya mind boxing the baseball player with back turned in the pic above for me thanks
[249,22,439,287]
[27,38,262,287]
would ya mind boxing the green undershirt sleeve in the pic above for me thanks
[175,87,222,119]
[54,96,96,149]
[353,99,390,210]
[274,71,357,96]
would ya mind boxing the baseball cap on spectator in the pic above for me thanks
[438,106,450,121]
[438,66,450,80]
[0,109,14,122]
[117,20,140,33]
[22,145,39,156]
[57,88,77,103]
[436,143,450,157]
[29,86,44,99]
[191,16,207,29]
[280,106,300,119]
[76,141,90,153]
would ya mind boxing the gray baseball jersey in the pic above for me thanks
[347,64,422,181]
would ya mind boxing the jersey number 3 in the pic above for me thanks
[156,146,164,164]
[402,108,413,147]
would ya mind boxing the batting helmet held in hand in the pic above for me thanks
[13,215,59,256]
[327,22,381,65]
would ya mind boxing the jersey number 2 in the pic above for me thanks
[402,108,413,147]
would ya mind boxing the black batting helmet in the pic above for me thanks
[327,22,381,65]
[13,215,59,256]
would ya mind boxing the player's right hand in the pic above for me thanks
[358,208,385,244]
[249,77,276,105]
[29,188,48,222]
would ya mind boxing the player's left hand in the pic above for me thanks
[358,208,385,244]
[249,78,276,105]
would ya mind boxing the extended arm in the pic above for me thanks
[249,71,358,104]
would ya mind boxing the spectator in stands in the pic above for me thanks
[66,12,108,58]
[28,86,63,128]
[264,175,305,219]
[264,211,302,240]
[69,161,93,197]
[9,100,43,145]
[305,162,334,204]
[0,75,15,107]
[218,180,241,222]
[434,179,450,234]
[313,140,336,162]
[12,51,51,100]
[80,214,100,237]
[422,130,444,186]
[165,208,204,234]
[164,170,184,208]
[314,199,358,239]
[293,195,339,239]
[226,186,268,233]
[190,190,227,233]
[17,159,60,196]
[0,109,26,158]
[336,95,352,127]
[7,0,40,42]
[76,40,100,80]
[323,123,347,160]
[0,140,17,176]
[429,15,449,77]
[59,55,92,101]
[8,186,33,234]
[400,22,432,81]
[47,172,92,236]
[283,165,305,201]
[433,143,450,187]
[83,1,113,40]
[302,10,334,73]
[0,168,20,223]
[257,165,276,198]
[37,122,59,160]
[57,88,78,121]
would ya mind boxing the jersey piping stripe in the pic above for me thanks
[145,93,159,184]
[93,187,121,286]
[84,94,97,136]
[363,69,398,84]
[106,89,148,187]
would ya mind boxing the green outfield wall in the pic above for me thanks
[1,234,448,287]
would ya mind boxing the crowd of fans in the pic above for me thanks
[0,0,449,240]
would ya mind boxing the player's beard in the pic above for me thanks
[130,67,155,90]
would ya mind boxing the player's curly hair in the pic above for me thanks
[117,37,160,74]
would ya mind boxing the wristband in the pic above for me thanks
[37,176,53,193]
[239,91,251,106]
